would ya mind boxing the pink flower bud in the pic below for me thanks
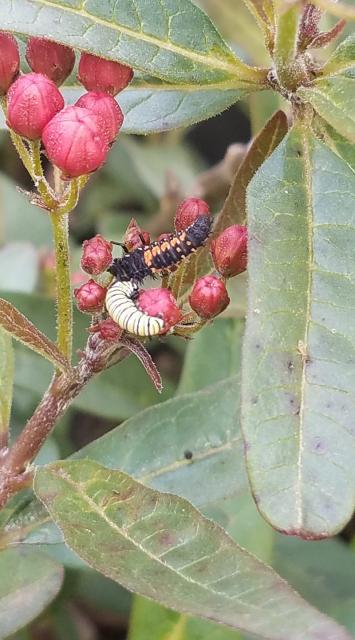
[26,37,75,86]
[74,279,106,313]
[78,53,133,96]
[175,198,210,232]
[123,218,151,252]
[42,105,110,178]
[0,32,20,94]
[90,318,122,341]
[76,92,124,143]
[81,234,113,275]
[138,288,182,333]
[211,225,248,278]
[157,232,173,242]
[189,275,230,319]
[7,73,64,139]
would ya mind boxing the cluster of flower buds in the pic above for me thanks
[1,32,133,178]
[75,199,248,335]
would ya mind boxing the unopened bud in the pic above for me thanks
[90,318,122,341]
[42,105,110,178]
[0,32,20,94]
[211,225,248,278]
[138,288,182,333]
[78,53,133,96]
[26,37,75,86]
[74,279,106,313]
[189,275,230,319]
[7,73,64,139]
[123,218,151,252]
[175,198,210,232]
[76,92,124,143]
[81,234,113,275]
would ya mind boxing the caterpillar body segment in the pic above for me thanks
[105,280,165,337]
[108,214,212,283]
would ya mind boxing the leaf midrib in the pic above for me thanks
[27,0,245,77]
[296,130,314,532]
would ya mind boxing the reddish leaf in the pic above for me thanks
[0,298,71,373]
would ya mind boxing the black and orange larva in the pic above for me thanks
[108,214,212,283]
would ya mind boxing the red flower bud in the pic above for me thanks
[138,288,182,333]
[90,318,122,341]
[78,53,133,96]
[189,275,230,319]
[81,234,113,275]
[74,279,106,313]
[42,105,110,178]
[7,73,64,139]
[76,92,124,143]
[0,32,20,94]
[211,225,248,278]
[26,37,75,86]
[123,218,151,252]
[175,198,210,232]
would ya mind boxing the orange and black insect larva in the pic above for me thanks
[108,214,212,283]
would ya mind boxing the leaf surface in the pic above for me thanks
[243,125,355,537]
[323,33,355,76]
[298,77,355,144]
[0,0,261,85]
[0,547,64,639]
[34,459,351,640]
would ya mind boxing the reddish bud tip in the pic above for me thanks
[138,288,182,333]
[189,275,230,319]
[81,234,113,275]
[26,37,75,86]
[42,105,110,178]
[0,32,20,94]
[78,53,133,96]
[74,279,107,313]
[175,198,210,232]
[123,218,151,252]
[91,318,122,341]
[76,92,124,143]
[157,232,173,242]
[7,73,64,139]
[211,225,248,278]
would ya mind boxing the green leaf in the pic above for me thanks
[0,329,14,445]
[323,33,355,76]
[1,0,264,86]
[312,0,355,20]
[314,118,355,173]
[298,77,355,144]
[0,547,64,639]
[34,459,351,640]
[0,297,71,373]
[243,125,355,537]
[75,377,246,507]
[0,82,251,135]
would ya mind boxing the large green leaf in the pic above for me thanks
[34,459,351,640]
[75,376,245,506]
[0,0,262,86]
[243,125,355,537]
[298,77,355,144]
[323,33,355,76]
[0,547,64,638]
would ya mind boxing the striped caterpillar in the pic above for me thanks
[105,280,165,337]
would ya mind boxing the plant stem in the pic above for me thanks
[0,336,129,508]
[274,4,302,90]
[30,140,58,209]
[51,212,73,363]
